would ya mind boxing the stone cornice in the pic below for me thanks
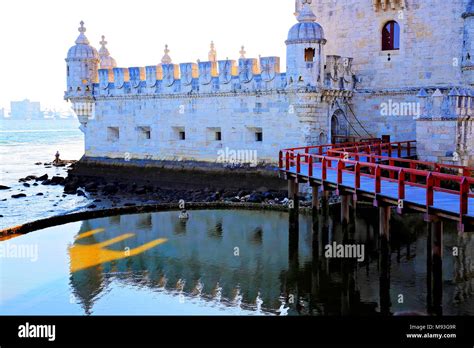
[354,86,470,96]
[91,89,332,102]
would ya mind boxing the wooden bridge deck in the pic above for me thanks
[279,140,474,229]
[286,164,474,219]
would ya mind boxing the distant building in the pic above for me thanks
[0,108,4,118]
[10,99,43,120]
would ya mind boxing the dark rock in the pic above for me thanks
[135,187,147,195]
[36,193,44,196]
[41,179,51,185]
[35,162,42,165]
[0,215,3,217]
[102,183,118,195]
[230,197,241,203]
[76,189,86,197]
[248,193,263,203]
[87,204,97,209]
[64,181,80,194]
[84,182,98,192]
[0,185,10,190]
[23,183,30,188]
[262,191,274,200]
[237,190,250,198]
[36,174,48,181]
[208,192,220,202]
[33,183,38,186]
[25,175,37,181]
[124,203,136,207]
[51,176,65,185]
[93,199,102,203]
[12,193,27,199]
[222,190,237,198]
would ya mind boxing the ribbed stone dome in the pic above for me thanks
[286,1,325,44]
[67,21,99,60]
[287,22,325,43]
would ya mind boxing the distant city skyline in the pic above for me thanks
[0,0,295,110]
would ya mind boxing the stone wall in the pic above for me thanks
[349,91,419,141]
[84,91,318,165]
[416,119,457,163]
[306,0,468,90]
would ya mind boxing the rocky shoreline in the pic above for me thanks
[4,160,331,211]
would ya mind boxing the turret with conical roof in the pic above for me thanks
[286,0,326,88]
[65,21,100,99]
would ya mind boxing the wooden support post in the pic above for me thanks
[341,194,350,225]
[379,205,391,240]
[379,205,391,315]
[288,179,299,235]
[430,219,443,315]
[312,185,319,215]
[321,190,330,216]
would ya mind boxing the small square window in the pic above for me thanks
[137,126,151,140]
[179,131,186,140]
[107,127,120,142]
[215,131,222,141]
[255,132,263,142]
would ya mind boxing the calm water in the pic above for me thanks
[1,209,473,316]
[0,119,88,228]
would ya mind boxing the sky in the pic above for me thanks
[0,0,296,111]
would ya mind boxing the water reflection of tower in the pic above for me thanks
[68,211,298,314]
[69,220,106,315]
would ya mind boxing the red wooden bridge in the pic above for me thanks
[279,139,474,231]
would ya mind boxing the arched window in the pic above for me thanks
[382,21,400,51]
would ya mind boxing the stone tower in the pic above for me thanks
[285,0,326,88]
[462,0,474,86]
[65,21,100,130]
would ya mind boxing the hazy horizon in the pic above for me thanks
[0,0,296,111]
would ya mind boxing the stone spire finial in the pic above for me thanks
[75,20,90,45]
[209,41,217,62]
[162,44,172,64]
[99,35,117,69]
[297,0,317,23]
[239,45,246,59]
[99,35,109,56]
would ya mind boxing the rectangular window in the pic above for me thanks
[137,126,151,140]
[107,127,120,142]
[255,132,263,142]
[305,48,316,62]
[215,131,222,141]
[173,126,186,141]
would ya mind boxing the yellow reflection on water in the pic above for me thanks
[69,228,167,273]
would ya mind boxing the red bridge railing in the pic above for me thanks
[279,140,474,222]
